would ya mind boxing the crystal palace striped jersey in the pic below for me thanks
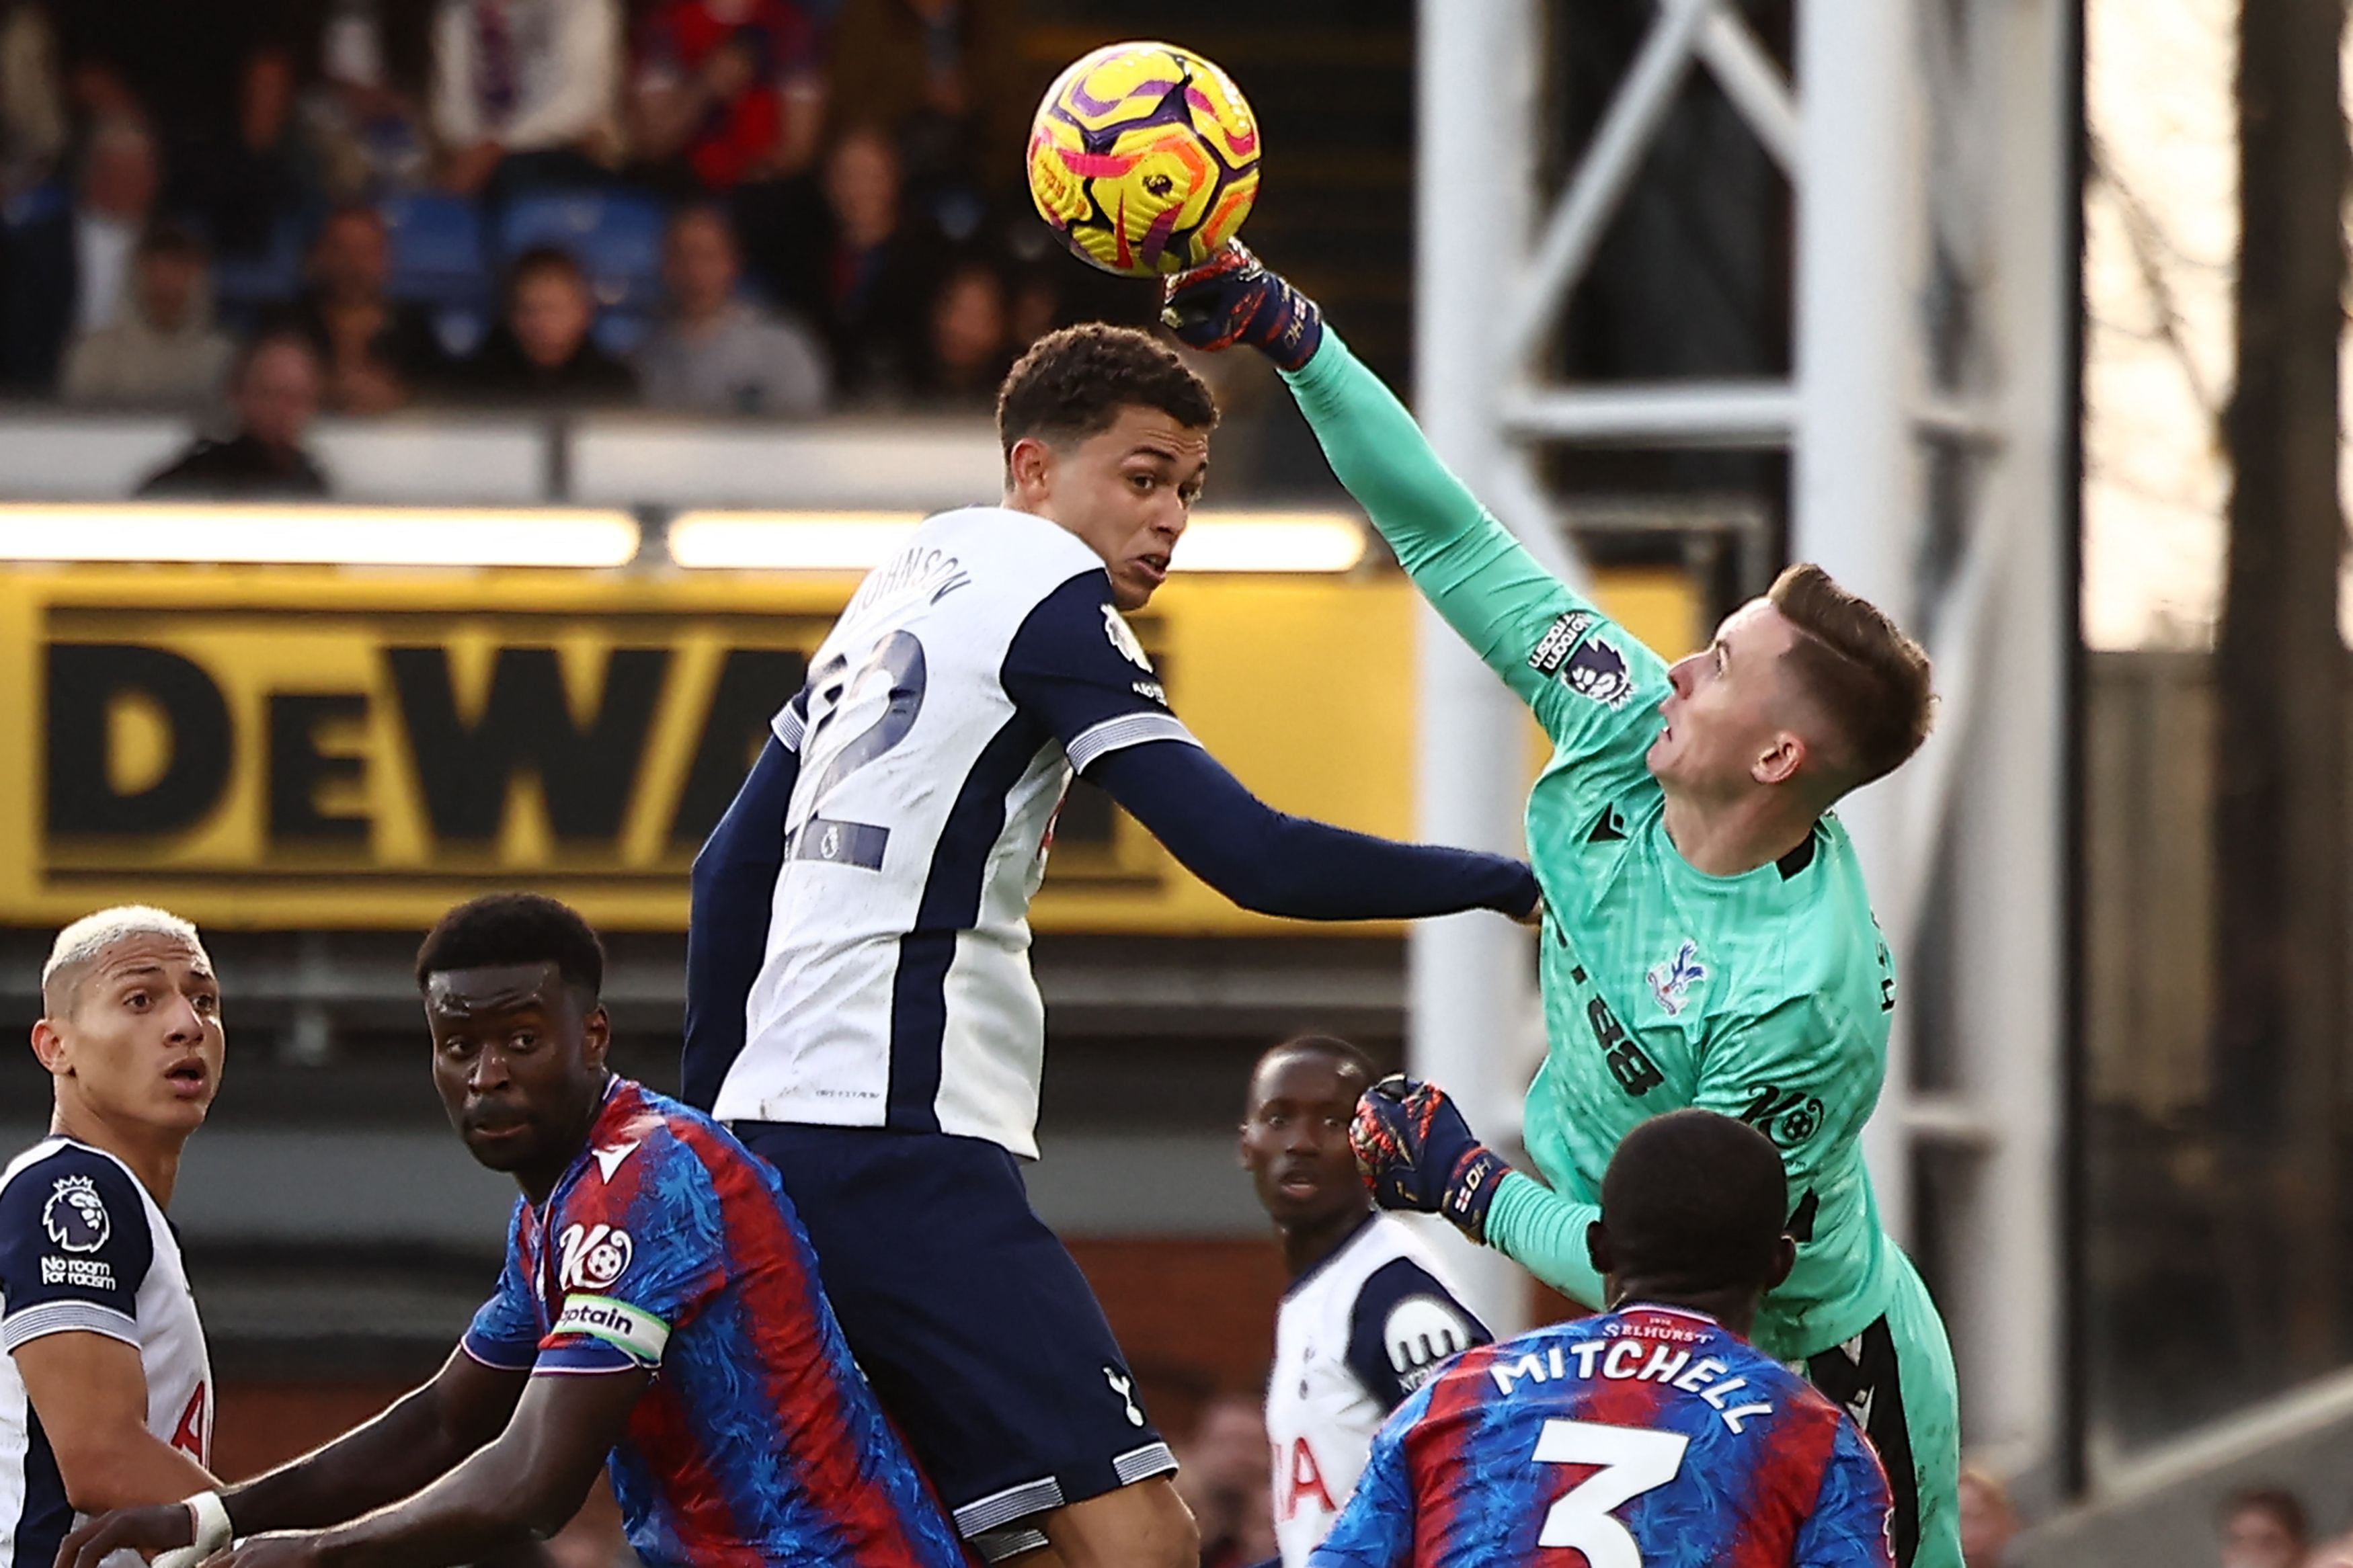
[1311,1305,1893,1568]
[461,1077,966,1568]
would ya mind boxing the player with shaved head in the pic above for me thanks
[1312,1110,1894,1568]
[0,907,223,1568]
[1239,1035,1488,1568]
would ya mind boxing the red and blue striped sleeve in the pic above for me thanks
[536,1132,729,1374]
[1791,1415,1897,1568]
[459,1200,540,1371]
[1308,1387,1428,1568]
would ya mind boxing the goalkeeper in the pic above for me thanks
[1165,246,1960,1568]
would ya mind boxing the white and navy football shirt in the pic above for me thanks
[1267,1215,1487,1568]
[0,1138,212,1568]
[712,506,1199,1157]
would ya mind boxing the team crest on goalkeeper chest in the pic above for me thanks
[1646,940,1708,1016]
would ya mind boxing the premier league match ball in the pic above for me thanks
[1026,40,1261,278]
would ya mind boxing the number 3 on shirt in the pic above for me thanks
[1531,1418,1689,1568]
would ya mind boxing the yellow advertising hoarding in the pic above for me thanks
[4,565,1694,931]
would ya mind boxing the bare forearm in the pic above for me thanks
[227,1385,475,1535]
[313,1436,586,1568]
[56,1432,214,1514]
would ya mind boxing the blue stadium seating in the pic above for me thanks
[592,312,652,358]
[209,215,309,331]
[497,190,668,315]
[380,192,491,310]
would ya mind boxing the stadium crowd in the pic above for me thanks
[0,0,1136,429]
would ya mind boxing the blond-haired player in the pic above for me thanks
[0,907,223,1568]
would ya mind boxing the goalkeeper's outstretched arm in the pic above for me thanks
[1482,1175,1607,1309]
[1164,246,1665,741]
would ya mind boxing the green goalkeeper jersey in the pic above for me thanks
[1285,334,1898,1362]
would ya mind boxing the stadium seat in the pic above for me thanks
[380,192,491,311]
[208,214,309,331]
[497,190,668,316]
[592,311,651,359]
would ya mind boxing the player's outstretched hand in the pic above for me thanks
[1350,1074,1514,1245]
[1161,243,1324,372]
[55,1503,200,1568]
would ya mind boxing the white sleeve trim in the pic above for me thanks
[3,1299,138,1353]
[458,1337,539,1373]
[1066,712,1199,774]
[771,700,807,754]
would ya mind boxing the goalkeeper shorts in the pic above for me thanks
[1803,1249,1962,1568]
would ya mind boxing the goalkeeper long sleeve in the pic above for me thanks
[1282,332,1613,733]
[1484,1171,1606,1309]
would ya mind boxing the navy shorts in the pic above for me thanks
[735,1122,1176,1562]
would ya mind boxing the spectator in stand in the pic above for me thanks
[0,116,159,392]
[140,331,330,497]
[71,120,161,338]
[637,204,826,417]
[431,0,623,201]
[198,40,311,261]
[61,224,235,409]
[1172,1393,1277,1568]
[631,0,824,192]
[912,254,1010,406]
[284,203,453,411]
[52,0,313,253]
[458,243,637,403]
[303,0,438,201]
[826,0,1028,239]
[0,0,66,205]
[774,126,934,401]
[2217,1487,2309,1568]
[1956,1464,2017,1568]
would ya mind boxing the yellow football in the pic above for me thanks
[1026,40,1261,278]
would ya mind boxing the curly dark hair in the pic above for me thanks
[996,323,1218,462]
[415,892,605,1001]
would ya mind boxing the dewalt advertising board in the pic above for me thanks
[1,565,1693,932]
